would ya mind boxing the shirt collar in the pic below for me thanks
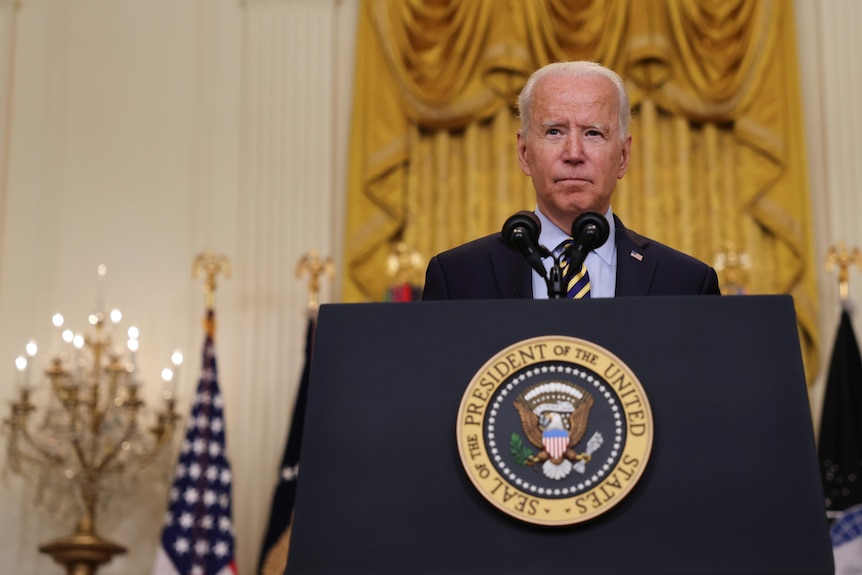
[535,206,616,265]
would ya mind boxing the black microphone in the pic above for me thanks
[502,211,547,277]
[566,212,611,272]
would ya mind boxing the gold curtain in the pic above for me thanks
[343,0,819,382]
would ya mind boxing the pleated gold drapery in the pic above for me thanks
[343,0,819,382]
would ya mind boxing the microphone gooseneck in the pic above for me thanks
[501,210,609,299]
[565,212,610,273]
[502,211,547,277]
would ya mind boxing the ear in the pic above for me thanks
[617,135,632,179]
[517,130,531,175]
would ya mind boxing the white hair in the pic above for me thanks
[517,61,631,141]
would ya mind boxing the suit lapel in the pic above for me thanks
[614,216,657,297]
[490,238,533,299]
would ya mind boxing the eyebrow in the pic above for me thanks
[538,120,611,133]
[583,122,611,133]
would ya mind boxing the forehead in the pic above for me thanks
[530,74,618,127]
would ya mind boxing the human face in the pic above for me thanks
[517,74,631,234]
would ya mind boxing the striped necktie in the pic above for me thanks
[558,239,591,299]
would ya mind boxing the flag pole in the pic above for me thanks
[193,250,231,343]
[826,242,861,304]
[384,241,424,301]
[295,249,333,316]
[193,250,232,313]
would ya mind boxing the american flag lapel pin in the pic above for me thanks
[630,250,643,262]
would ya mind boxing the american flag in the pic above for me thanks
[153,310,237,575]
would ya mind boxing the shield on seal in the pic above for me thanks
[542,428,568,459]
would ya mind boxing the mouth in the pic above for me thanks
[556,177,591,185]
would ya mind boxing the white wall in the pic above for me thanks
[0,0,858,574]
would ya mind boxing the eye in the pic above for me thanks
[586,129,603,137]
[547,128,562,136]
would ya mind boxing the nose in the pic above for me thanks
[562,134,585,163]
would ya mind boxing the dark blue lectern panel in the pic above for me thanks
[285,296,832,575]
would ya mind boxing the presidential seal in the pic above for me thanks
[456,336,653,526]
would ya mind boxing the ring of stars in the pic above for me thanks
[485,363,624,497]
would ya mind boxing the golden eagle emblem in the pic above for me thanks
[514,381,602,480]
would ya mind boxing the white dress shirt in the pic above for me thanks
[530,207,617,299]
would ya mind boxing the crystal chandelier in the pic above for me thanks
[3,265,181,575]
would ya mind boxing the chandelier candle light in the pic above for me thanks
[3,265,182,575]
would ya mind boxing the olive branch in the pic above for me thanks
[510,433,534,466]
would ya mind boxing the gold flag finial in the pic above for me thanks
[192,250,232,311]
[826,242,862,302]
[714,242,751,295]
[386,242,423,286]
[296,249,334,313]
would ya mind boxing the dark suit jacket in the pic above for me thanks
[422,215,720,299]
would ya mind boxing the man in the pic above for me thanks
[422,61,720,299]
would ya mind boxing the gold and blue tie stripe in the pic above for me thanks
[558,239,591,299]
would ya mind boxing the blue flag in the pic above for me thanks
[820,308,862,573]
[258,316,315,574]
